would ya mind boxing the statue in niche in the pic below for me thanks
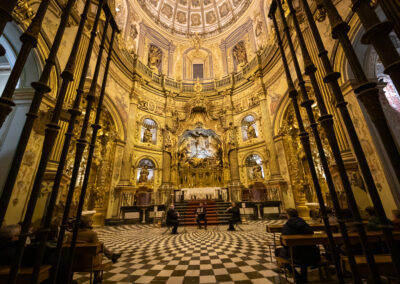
[139,165,149,183]
[255,19,263,37]
[147,44,162,73]
[191,32,202,55]
[164,129,172,152]
[232,41,248,67]
[130,23,138,39]
[252,164,263,180]
[247,124,257,139]
[226,122,237,150]
[143,126,153,143]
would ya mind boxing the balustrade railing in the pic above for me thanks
[131,48,268,93]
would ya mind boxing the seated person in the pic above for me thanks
[275,208,320,283]
[392,209,400,231]
[72,215,121,267]
[0,224,21,265]
[195,203,207,229]
[226,202,240,231]
[326,207,338,225]
[166,204,179,234]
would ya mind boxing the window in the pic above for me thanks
[193,64,204,79]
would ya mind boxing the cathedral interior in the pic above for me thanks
[0,0,400,283]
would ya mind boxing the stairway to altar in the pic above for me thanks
[175,200,232,226]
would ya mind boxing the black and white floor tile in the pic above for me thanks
[72,220,313,284]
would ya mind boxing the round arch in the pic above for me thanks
[1,22,42,89]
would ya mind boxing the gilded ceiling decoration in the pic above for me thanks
[137,0,252,37]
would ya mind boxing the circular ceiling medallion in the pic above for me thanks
[137,0,252,37]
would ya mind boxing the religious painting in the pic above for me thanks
[161,3,173,19]
[147,44,162,73]
[219,2,230,17]
[232,41,248,67]
[191,13,201,26]
[178,128,223,188]
[206,11,217,24]
[177,11,187,24]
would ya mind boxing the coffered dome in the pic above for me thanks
[137,0,252,37]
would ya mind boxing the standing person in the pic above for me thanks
[275,208,320,283]
[195,203,207,229]
[166,204,180,234]
[226,202,240,231]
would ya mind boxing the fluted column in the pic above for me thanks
[256,55,284,181]
[118,77,139,185]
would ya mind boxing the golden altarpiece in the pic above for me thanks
[1,0,398,227]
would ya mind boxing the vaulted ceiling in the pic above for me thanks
[137,0,252,37]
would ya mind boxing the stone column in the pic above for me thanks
[118,74,140,185]
[224,80,243,202]
[256,54,284,182]
[158,92,174,204]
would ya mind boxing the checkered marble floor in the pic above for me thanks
[73,220,297,284]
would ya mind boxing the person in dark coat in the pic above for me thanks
[195,203,207,229]
[275,208,320,283]
[166,204,179,234]
[226,202,241,231]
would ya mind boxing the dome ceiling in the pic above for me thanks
[137,0,252,37]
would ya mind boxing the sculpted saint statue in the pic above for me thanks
[252,164,263,180]
[143,126,153,143]
[247,124,257,139]
[139,165,149,183]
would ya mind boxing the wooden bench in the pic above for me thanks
[275,254,330,281]
[341,254,397,281]
[65,242,112,284]
[280,232,400,282]
[0,265,52,284]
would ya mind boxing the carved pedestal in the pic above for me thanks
[228,180,243,202]
[158,182,174,204]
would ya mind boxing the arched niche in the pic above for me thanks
[331,7,400,208]
[245,154,264,181]
[241,114,258,141]
[183,47,213,80]
[140,118,158,144]
[136,158,156,185]
[0,22,42,89]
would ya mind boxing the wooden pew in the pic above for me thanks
[0,265,51,284]
[341,254,396,280]
[65,242,112,284]
[280,232,400,282]
[266,223,339,251]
